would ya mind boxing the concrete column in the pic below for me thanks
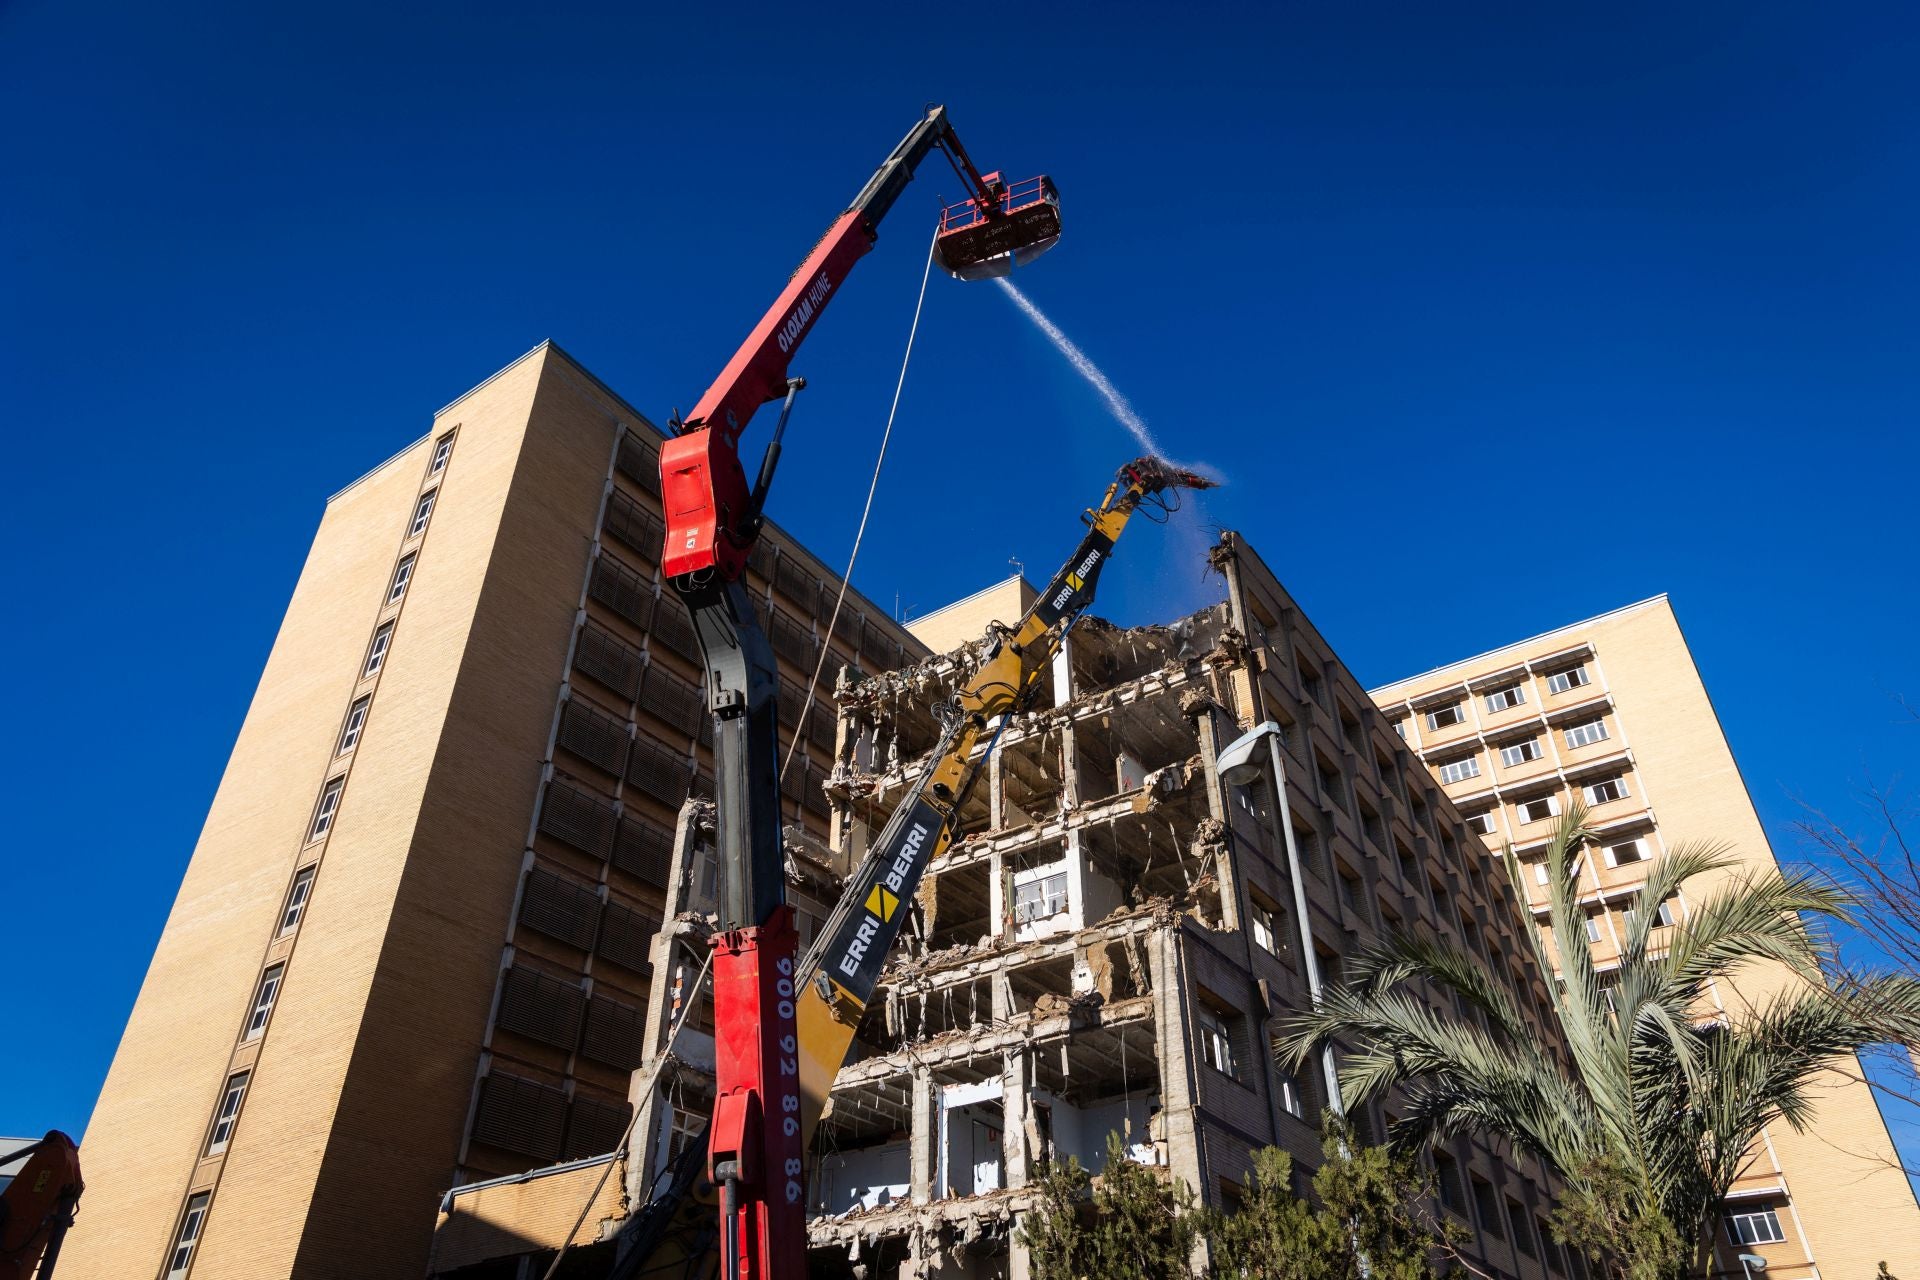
[1003,1048,1032,1189]
[1150,927,1204,1192]
[989,846,1007,945]
[910,1066,936,1206]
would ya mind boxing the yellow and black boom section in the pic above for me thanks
[792,456,1212,1139]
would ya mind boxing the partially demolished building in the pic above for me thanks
[68,342,1572,1280]
[614,536,1572,1280]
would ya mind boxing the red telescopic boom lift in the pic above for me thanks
[656,106,1060,1280]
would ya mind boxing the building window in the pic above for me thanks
[1628,898,1678,932]
[1012,870,1068,924]
[1532,858,1550,886]
[1564,718,1610,750]
[1425,703,1465,731]
[207,1072,250,1155]
[1584,775,1629,805]
[1484,684,1527,712]
[1196,1000,1240,1080]
[168,1192,212,1279]
[244,964,285,1041]
[363,622,394,677]
[1391,719,1406,740]
[1471,1176,1505,1238]
[1437,756,1481,785]
[1275,1066,1305,1118]
[431,434,454,474]
[409,489,437,538]
[1500,737,1544,767]
[386,553,417,604]
[1249,897,1279,954]
[1726,1207,1785,1245]
[279,866,316,937]
[1546,665,1590,695]
[1519,794,1561,824]
[336,696,370,755]
[1465,810,1497,836]
[309,778,344,841]
[1584,914,1603,943]
[1434,1151,1464,1214]
[1609,838,1649,866]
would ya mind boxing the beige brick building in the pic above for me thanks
[70,340,1908,1280]
[1372,596,1920,1278]
[64,342,923,1279]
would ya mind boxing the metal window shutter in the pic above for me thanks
[649,596,700,664]
[768,610,816,668]
[472,1072,567,1161]
[640,665,704,738]
[588,554,655,629]
[573,623,643,701]
[539,777,617,858]
[596,902,659,975]
[604,489,666,563]
[497,965,587,1050]
[565,1092,634,1159]
[625,738,692,808]
[519,868,601,949]
[831,603,862,648]
[612,815,673,889]
[615,432,659,494]
[557,697,631,776]
[581,994,648,1070]
[807,689,836,751]
[774,553,820,616]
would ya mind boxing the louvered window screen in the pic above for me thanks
[615,432,659,494]
[472,1072,567,1160]
[604,488,665,561]
[540,777,617,857]
[597,902,660,974]
[774,554,820,615]
[768,610,816,669]
[780,756,807,806]
[831,604,862,648]
[807,692,836,751]
[588,554,654,629]
[650,597,699,663]
[641,666,704,738]
[777,677,806,730]
[802,760,830,817]
[747,537,776,581]
[581,994,647,1069]
[573,623,643,701]
[557,698,631,776]
[625,738,692,807]
[519,869,601,949]
[613,815,673,888]
[497,965,587,1049]
[565,1093,634,1159]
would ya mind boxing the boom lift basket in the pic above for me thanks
[933,172,1061,280]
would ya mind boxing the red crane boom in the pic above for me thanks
[655,106,1059,1280]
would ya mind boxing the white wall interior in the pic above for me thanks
[812,1141,911,1216]
[939,1078,1005,1199]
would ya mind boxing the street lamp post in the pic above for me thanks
[1217,720,1344,1120]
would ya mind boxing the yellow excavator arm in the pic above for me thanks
[792,455,1212,1141]
[610,457,1209,1280]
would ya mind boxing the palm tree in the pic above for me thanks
[1277,804,1920,1279]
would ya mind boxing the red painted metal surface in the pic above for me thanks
[0,1130,83,1280]
[707,907,805,1280]
[661,210,875,584]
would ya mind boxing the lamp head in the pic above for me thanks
[1739,1256,1768,1273]
[1217,722,1282,788]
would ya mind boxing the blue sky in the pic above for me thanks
[4,1,1917,1173]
